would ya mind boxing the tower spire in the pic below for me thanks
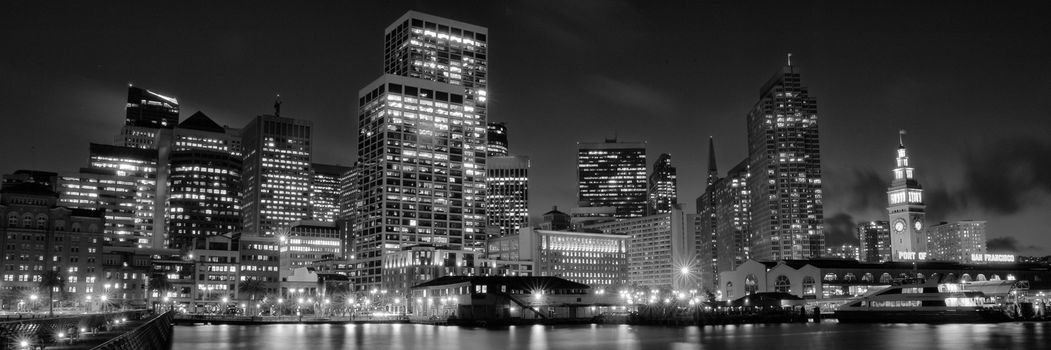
[787,52,792,66]
[899,129,906,148]
[274,94,282,117]
[706,136,718,186]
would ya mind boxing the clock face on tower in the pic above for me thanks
[914,221,923,231]
[894,219,906,233]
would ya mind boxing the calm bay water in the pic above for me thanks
[172,322,1051,350]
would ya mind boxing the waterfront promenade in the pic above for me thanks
[0,310,174,350]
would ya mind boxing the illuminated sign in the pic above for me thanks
[971,254,1015,263]
[897,251,927,261]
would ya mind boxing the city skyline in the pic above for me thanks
[2,1,1050,254]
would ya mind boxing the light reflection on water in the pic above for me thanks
[172,322,1051,350]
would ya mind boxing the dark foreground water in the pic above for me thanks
[172,322,1051,350]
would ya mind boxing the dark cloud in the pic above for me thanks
[824,212,859,246]
[986,237,1040,254]
[957,138,1051,215]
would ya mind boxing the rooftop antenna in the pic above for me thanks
[787,53,793,66]
[274,94,282,117]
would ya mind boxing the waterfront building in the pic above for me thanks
[309,163,350,223]
[647,153,678,215]
[187,234,240,312]
[237,235,281,297]
[928,221,988,263]
[148,254,195,310]
[167,112,243,249]
[539,206,571,231]
[486,122,508,157]
[886,130,927,261]
[577,138,647,218]
[858,221,891,263]
[410,276,595,321]
[0,183,105,308]
[100,246,153,309]
[381,245,482,305]
[496,228,628,288]
[353,74,487,290]
[719,258,1051,302]
[746,56,824,260]
[485,155,529,237]
[58,169,138,243]
[279,221,341,279]
[584,206,697,290]
[240,114,313,237]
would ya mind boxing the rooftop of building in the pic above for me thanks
[0,182,59,198]
[178,111,225,133]
[757,259,1049,272]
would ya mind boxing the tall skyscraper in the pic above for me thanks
[696,138,719,290]
[647,153,678,215]
[577,138,647,218]
[338,162,362,258]
[746,56,824,260]
[384,10,488,119]
[351,12,489,291]
[697,157,751,290]
[486,122,509,157]
[123,85,179,129]
[167,111,243,249]
[354,74,486,290]
[485,155,529,237]
[886,130,927,261]
[857,221,891,263]
[309,163,350,223]
[928,221,987,263]
[241,114,313,237]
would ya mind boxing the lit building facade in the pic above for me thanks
[382,245,481,300]
[279,221,341,278]
[825,244,860,260]
[167,112,243,249]
[384,10,488,122]
[241,115,313,237]
[0,184,105,305]
[886,130,927,261]
[858,221,891,263]
[486,122,508,157]
[577,138,647,218]
[928,221,988,263]
[309,163,350,223]
[696,138,720,290]
[237,235,281,296]
[647,153,677,215]
[501,228,628,288]
[746,57,824,260]
[584,207,697,290]
[353,74,487,291]
[76,143,162,247]
[485,155,529,237]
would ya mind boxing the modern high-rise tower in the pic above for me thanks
[167,111,243,249]
[647,153,678,215]
[485,155,529,237]
[486,122,509,157]
[351,12,490,291]
[240,114,313,237]
[746,55,824,261]
[577,138,647,218]
[124,85,179,130]
[886,130,926,260]
[309,163,350,223]
[354,74,487,290]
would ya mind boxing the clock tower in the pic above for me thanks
[887,130,927,261]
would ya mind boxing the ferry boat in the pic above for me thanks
[834,279,1017,323]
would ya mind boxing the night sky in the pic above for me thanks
[2,1,1049,254]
